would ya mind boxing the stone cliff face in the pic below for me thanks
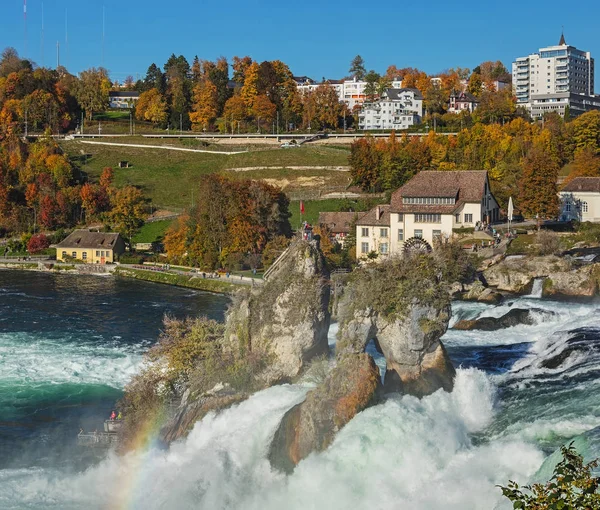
[225,240,331,383]
[268,353,380,473]
[483,256,600,298]
[335,258,455,397]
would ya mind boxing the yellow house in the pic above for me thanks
[55,230,126,263]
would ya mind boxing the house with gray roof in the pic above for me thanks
[55,230,126,263]
[358,88,423,130]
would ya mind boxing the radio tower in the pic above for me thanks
[23,0,27,58]
[41,2,44,67]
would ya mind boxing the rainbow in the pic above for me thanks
[112,413,166,510]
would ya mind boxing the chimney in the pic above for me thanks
[376,206,381,220]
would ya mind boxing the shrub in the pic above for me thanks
[262,235,291,268]
[27,233,50,253]
[499,443,600,508]
[535,230,562,256]
[119,253,146,264]
[119,314,273,448]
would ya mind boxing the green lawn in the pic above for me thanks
[132,219,174,244]
[62,140,350,210]
[506,234,535,255]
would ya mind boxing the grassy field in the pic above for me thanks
[62,140,351,210]
[132,219,174,244]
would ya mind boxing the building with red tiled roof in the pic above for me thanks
[355,171,499,259]
[560,177,600,222]
[318,211,359,247]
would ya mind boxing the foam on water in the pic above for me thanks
[0,369,544,510]
[0,332,144,390]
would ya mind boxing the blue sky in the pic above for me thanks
[1,0,599,84]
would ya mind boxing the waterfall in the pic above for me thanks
[528,278,544,299]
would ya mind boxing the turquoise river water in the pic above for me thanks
[0,270,599,509]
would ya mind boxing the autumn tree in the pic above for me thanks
[564,148,600,183]
[73,68,110,120]
[189,81,218,130]
[251,94,276,132]
[570,110,600,154]
[27,233,50,253]
[99,167,114,189]
[232,56,253,85]
[166,175,291,268]
[467,73,483,96]
[135,88,168,125]
[109,186,146,246]
[223,94,248,130]
[519,144,560,223]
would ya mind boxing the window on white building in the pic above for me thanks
[361,227,369,237]
[380,228,388,238]
[398,213,403,221]
[82,252,87,260]
[455,213,461,223]
[414,230,423,239]
[415,214,441,223]
[398,229,404,241]
[433,230,441,238]
[379,243,389,254]
[464,213,473,223]
[361,242,369,254]
[582,202,589,213]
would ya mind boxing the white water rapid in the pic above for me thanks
[2,295,600,510]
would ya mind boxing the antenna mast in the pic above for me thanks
[41,2,44,67]
[65,8,69,68]
[23,0,27,58]
[102,5,105,67]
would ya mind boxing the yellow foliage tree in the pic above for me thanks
[135,88,168,125]
[189,81,218,131]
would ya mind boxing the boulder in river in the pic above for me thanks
[268,353,380,473]
[453,307,556,331]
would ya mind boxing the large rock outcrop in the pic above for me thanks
[336,257,455,397]
[453,307,556,331]
[225,239,331,383]
[268,353,380,473]
[483,255,600,298]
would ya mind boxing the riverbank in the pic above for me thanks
[114,266,238,294]
[0,261,242,295]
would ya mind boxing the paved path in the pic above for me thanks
[78,140,247,155]
[127,264,264,286]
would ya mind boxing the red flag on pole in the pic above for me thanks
[300,201,305,214]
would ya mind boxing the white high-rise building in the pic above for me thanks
[512,34,599,118]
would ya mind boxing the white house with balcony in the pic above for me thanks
[296,77,403,111]
[560,177,600,222]
[356,170,499,259]
[358,88,423,130]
